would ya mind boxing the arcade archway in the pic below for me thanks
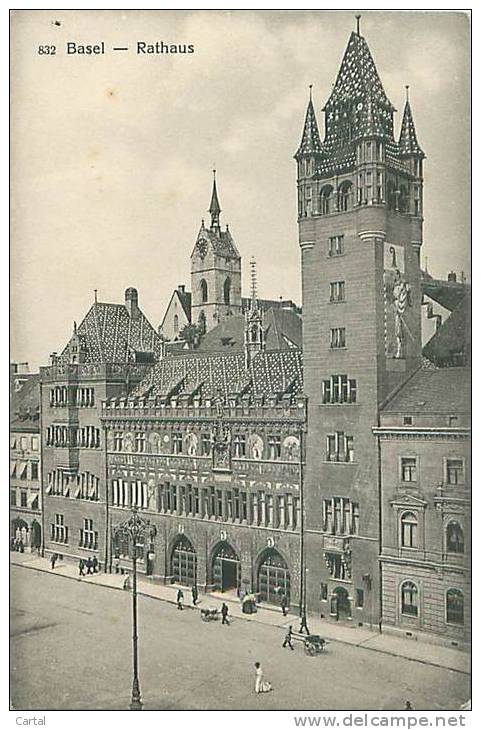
[257,548,290,605]
[212,541,240,592]
[171,535,197,586]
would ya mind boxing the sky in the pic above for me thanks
[11,9,470,371]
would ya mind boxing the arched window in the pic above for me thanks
[173,314,179,334]
[446,521,464,554]
[198,311,206,335]
[320,185,333,216]
[401,580,418,616]
[446,588,464,625]
[338,181,352,212]
[224,277,231,305]
[200,279,208,303]
[401,511,418,548]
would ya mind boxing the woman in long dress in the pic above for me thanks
[254,662,272,694]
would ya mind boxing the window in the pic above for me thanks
[173,431,183,454]
[401,581,418,616]
[338,181,352,212]
[20,437,28,451]
[401,457,417,483]
[356,588,364,608]
[135,433,145,453]
[325,552,348,580]
[114,433,123,452]
[10,489,16,506]
[201,432,212,456]
[403,416,413,426]
[401,512,418,548]
[10,436,17,449]
[233,434,246,458]
[224,277,231,305]
[31,462,39,480]
[268,434,281,460]
[320,186,333,215]
[326,431,354,462]
[448,416,458,426]
[20,490,27,508]
[51,514,68,544]
[31,436,39,451]
[446,589,464,625]
[320,583,328,601]
[446,522,464,554]
[322,375,357,404]
[330,327,346,349]
[173,314,179,333]
[200,278,208,303]
[79,518,98,550]
[330,281,345,302]
[328,235,344,257]
[446,459,464,485]
[322,497,359,535]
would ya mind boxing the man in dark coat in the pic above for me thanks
[221,602,230,625]
[299,612,310,635]
[191,584,199,606]
[177,589,184,610]
[92,555,99,573]
[282,625,295,650]
[50,553,57,570]
[85,557,93,575]
[280,594,288,617]
[78,559,85,577]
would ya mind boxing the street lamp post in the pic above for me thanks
[114,507,152,711]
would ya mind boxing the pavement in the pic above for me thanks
[11,551,470,676]
[10,562,470,711]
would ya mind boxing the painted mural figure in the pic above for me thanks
[392,269,411,359]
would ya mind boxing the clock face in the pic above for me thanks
[198,237,208,258]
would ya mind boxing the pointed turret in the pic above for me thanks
[245,257,264,367]
[209,169,221,230]
[295,87,322,160]
[398,88,425,158]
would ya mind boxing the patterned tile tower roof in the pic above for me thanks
[398,91,425,158]
[59,290,163,364]
[295,88,323,159]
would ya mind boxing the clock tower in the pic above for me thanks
[190,172,242,334]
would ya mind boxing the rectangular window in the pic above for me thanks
[328,235,344,257]
[135,433,146,453]
[403,416,413,425]
[10,489,16,506]
[322,497,359,536]
[233,434,246,458]
[268,434,281,460]
[329,281,345,302]
[79,518,98,551]
[173,431,183,455]
[446,459,464,485]
[201,432,212,456]
[31,462,39,480]
[401,457,417,482]
[330,327,346,349]
[356,588,364,608]
[51,514,68,544]
[114,433,123,451]
[326,432,354,463]
[31,436,39,451]
[320,583,328,601]
[20,437,28,451]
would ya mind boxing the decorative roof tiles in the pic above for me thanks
[295,97,323,159]
[398,100,425,158]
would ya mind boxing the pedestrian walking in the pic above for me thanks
[221,602,230,625]
[254,662,272,694]
[18,539,25,553]
[191,584,199,606]
[299,613,310,635]
[280,594,288,617]
[282,625,295,650]
[50,553,57,570]
[85,557,93,575]
[404,701,414,711]
[123,573,132,591]
[78,559,85,577]
[113,555,120,574]
[92,555,99,573]
[177,589,184,610]
[10,537,15,551]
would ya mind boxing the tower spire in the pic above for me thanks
[356,14,361,35]
[295,87,322,159]
[250,257,258,309]
[398,90,425,158]
[209,169,221,230]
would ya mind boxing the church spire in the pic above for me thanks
[245,257,264,367]
[209,169,221,230]
[295,86,322,159]
[398,88,425,158]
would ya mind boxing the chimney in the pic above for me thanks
[178,284,185,293]
[50,352,58,366]
[447,271,457,283]
[125,287,139,318]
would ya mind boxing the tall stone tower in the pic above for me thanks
[190,172,242,334]
[296,20,424,623]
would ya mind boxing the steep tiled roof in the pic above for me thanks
[177,289,192,320]
[381,367,470,414]
[133,349,303,400]
[195,308,302,353]
[422,277,468,313]
[423,295,470,368]
[59,302,163,364]
[295,98,323,159]
[398,100,424,157]
[10,374,40,430]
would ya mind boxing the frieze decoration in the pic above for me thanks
[374,428,469,442]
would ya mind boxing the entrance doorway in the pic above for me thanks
[171,535,197,586]
[31,520,41,551]
[331,586,351,620]
[257,548,290,605]
[212,541,240,592]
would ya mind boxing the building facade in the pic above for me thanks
[10,374,42,551]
